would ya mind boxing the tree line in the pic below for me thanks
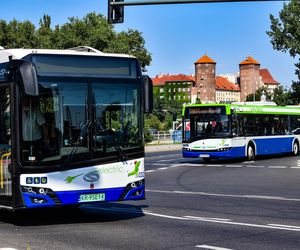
[0,12,151,71]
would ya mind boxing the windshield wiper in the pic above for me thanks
[94,120,127,162]
[62,120,91,170]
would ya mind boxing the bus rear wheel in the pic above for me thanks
[292,141,299,156]
[247,144,255,161]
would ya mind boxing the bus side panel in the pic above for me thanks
[254,137,294,155]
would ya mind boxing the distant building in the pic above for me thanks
[152,55,279,103]
[152,73,194,104]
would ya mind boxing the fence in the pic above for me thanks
[150,130,182,143]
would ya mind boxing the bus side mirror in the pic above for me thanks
[8,60,39,96]
[143,75,153,114]
[18,61,39,96]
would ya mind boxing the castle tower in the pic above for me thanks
[194,55,216,102]
[239,56,261,101]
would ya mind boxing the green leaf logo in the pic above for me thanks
[65,173,83,184]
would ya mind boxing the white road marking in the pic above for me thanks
[90,206,300,232]
[268,166,287,169]
[145,170,155,173]
[147,154,181,159]
[290,167,300,169]
[151,163,168,166]
[158,167,168,170]
[225,165,243,168]
[0,248,19,250]
[184,215,231,221]
[147,189,300,202]
[158,159,177,162]
[268,224,300,229]
[245,165,265,168]
[196,245,233,250]
[206,165,223,167]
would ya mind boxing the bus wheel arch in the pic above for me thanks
[292,139,299,156]
[246,141,255,161]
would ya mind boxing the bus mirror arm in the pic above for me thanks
[8,59,39,96]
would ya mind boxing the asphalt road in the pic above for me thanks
[1,148,300,250]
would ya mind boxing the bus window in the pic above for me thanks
[93,83,142,155]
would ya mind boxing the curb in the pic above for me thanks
[145,143,181,153]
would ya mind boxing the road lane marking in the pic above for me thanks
[245,165,265,168]
[158,167,168,170]
[89,206,300,232]
[147,189,300,202]
[225,165,243,168]
[0,248,19,250]
[268,224,300,229]
[196,245,233,250]
[146,154,181,159]
[184,216,231,221]
[145,162,300,172]
[145,170,155,173]
[151,163,168,166]
[268,166,287,169]
[157,159,177,162]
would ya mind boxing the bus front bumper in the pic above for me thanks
[182,147,245,159]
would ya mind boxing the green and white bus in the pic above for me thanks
[182,102,300,161]
[0,46,152,210]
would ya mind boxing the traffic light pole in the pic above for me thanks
[110,0,281,6]
[108,0,285,23]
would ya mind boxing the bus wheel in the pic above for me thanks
[247,145,255,161]
[292,142,299,156]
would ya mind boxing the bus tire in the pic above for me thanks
[292,141,299,156]
[247,144,255,161]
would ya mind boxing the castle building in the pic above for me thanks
[152,55,279,103]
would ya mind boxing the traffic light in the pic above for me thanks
[108,0,124,24]
[172,112,177,122]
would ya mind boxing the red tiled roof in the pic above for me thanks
[216,76,240,91]
[239,56,260,65]
[152,74,195,87]
[259,68,278,85]
[195,55,216,64]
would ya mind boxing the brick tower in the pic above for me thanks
[194,55,216,102]
[239,56,261,101]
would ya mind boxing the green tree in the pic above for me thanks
[36,14,53,48]
[0,13,151,71]
[272,85,293,106]
[267,0,300,103]
[246,86,272,102]
[106,29,151,71]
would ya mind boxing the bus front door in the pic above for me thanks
[0,85,12,206]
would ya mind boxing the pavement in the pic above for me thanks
[145,143,181,153]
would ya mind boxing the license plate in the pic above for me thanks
[200,154,210,158]
[79,193,105,202]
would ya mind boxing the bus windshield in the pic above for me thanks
[183,106,230,142]
[20,79,142,166]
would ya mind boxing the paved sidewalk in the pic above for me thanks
[145,143,181,153]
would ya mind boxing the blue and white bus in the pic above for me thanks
[0,46,152,210]
[182,102,300,161]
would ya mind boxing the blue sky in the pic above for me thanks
[0,0,297,86]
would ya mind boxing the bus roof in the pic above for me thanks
[182,102,300,116]
[0,46,135,64]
